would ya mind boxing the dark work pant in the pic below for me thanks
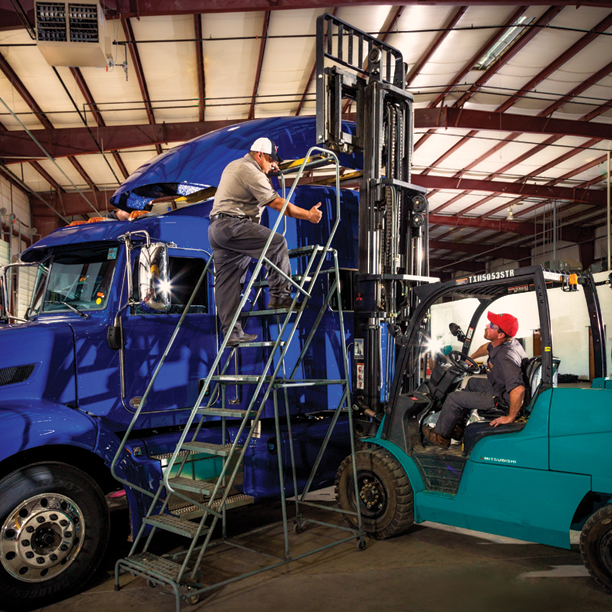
[435,377,506,439]
[209,217,291,335]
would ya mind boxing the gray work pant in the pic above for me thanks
[208,217,291,335]
[435,378,506,438]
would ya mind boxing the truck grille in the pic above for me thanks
[0,364,36,387]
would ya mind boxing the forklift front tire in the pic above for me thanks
[335,448,414,540]
[580,504,612,593]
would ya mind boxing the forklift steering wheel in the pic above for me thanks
[448,350,481,375]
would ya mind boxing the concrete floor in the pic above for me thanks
[31,488,612,612]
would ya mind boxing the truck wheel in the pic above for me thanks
[0,462,110,611]
[580,505,612,593]
[335,448,414,539]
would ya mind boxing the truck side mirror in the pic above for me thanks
[138,243,171,313]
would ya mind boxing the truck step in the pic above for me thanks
[169,476,220,495]
[197,407,250,418]
[119,551,184,582]
[180,441,239,456]
[143,514,208,538]
[171,493,255,518]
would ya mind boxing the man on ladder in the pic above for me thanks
[208,137,323,346]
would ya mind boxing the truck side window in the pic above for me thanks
[168,257,209,314]
[133,256,209,315]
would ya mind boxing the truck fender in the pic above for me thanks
[0,400,98,463]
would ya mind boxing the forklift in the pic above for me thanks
[321,15,612,594]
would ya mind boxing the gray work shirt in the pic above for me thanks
[211,154,279,223]
[486,338,527,405]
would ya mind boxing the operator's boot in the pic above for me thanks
[452,423,465,441]
[423,426,451,449]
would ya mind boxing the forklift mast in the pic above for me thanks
[316,14,430,414]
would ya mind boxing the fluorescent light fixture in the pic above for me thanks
[474,16,534,71]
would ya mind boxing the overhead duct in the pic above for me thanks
[35,1,111,68]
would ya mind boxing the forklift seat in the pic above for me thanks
[462,355,560,456]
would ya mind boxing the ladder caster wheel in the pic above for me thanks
[294,521,305,535]
[147,579,157,589]
[356,537,367,551]
[187,593,200,605]
[114,584,121,592]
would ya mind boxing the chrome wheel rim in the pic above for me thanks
[1,493,85,582]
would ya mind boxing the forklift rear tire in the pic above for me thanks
[335,448,414,540]
[0,462,110,611]
[580,504,612,593]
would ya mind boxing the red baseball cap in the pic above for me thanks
[487,311,519,337]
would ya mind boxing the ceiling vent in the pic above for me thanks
[35,0,110,67]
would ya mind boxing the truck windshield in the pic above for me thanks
[30,245,119,315]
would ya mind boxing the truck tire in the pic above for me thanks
[0,462,110,611]
[335,448,414,539]
[580,504,612,593]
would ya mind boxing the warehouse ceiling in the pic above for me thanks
[0,0,611,276]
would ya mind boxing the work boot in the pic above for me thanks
[268,295,302,310]
[452,423,465,441]
[423,426,451,449]
[226,332,257,347]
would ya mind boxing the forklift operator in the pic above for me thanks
[208,137,323,346]
[423,312,527,449]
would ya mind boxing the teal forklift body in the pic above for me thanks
[365,385,612,549]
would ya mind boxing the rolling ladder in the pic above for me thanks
[112,148,364,610]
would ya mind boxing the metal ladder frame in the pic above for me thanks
[113,148,364,609]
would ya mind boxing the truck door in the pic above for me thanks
[121,252,217,417]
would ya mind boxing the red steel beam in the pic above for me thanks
[68,157,98,192]
[5,2,612,32]
[6,106,612,162]
[248,10,270,121]
[414,6,528,152]
[453,6,564,109]
[415,174,606,207]
[194,14,206,122]
[295,7,337,117]
[69,66,129,180]
[428,212,593,243]
[121,17,162,155]
[415,107,612,140]
[0,119,245,161]
[406,6,468,87]
[429,238,530,261]
[0,52,53,131]
[498,12,612,113]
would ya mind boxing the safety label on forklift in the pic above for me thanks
[357,363,365,389]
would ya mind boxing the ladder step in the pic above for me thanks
[252,275,312,287]
[180,441,237,456]
[244,308,300,316]
[119,552,184,582]
[171,493,255,518]
[211,375,274,383]
[143,514,208,538]
[234,341,286,348]
[197,407,249,418]
[169,476,219,495]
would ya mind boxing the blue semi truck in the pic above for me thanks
[1,13,611,611]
